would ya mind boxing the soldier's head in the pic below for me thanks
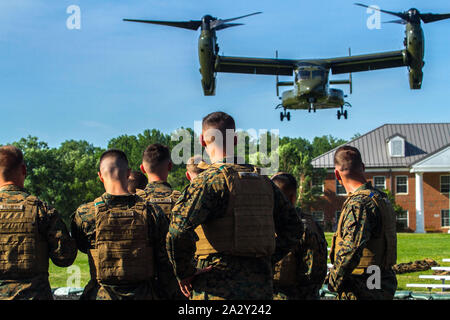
[127,170,148,193]
[271,172,298,206]
[0,146,27,187]
[185,155,207,182]
[141,143,172,182]
[334,145,366,191]
[98,149,131,194]
[200,111,237,162]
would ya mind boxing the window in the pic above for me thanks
[312,176,324,194]
[388,136,405,157]
[397,210,409,230]
[312,70,324,79]
[298,70,311,79]
[374,176,386,190]
[442,210,450,227]
[336,179,346,195]
[396,176,408,194]
[312,211,324,228]
[441,175,450,193]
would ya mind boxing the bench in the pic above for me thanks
[443,259,450,263]
[406,284,450,292]
[432,267,450,272]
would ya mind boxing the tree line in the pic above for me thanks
[3,130,349,225]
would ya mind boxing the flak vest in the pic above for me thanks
[330,188,397,275]
[0,195,48,279]
[137,188,181,222]
[88,196,155,285]
[194,163,276,258]
[273,212,328,287]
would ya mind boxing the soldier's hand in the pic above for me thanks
[178,266,213,298]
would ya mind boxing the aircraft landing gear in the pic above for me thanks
[280,110,291,121]
[337,106,348,120]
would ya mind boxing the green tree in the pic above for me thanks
[311,135,347,158]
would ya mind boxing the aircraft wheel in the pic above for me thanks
[344,110,348,119]
[287,112,291,121]
[337,110,341,120]
[280,112,284,121]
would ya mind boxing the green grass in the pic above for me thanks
[48,233,450,292]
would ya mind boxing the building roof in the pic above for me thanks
[312,123,450,169]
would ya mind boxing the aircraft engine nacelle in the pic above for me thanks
[198,31,216,96]
[405,23,424,89]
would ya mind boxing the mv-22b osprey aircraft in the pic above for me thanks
[124,4,450,121]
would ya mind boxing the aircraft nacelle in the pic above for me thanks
[198,30,217,95]
[405,23,425,89]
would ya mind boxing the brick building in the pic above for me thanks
[311,123,450,233]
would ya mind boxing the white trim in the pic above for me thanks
[415,173,425,233]
[388,136,405,158]
[373,175,386,190]
[395,175,409,195]
[411,145,450,173]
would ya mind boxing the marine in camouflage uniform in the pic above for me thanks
[274,208,328,300]
[137,181,181,223]
[71,193,179,300]
[327,182,398,300]
[167,159,303,300]
[0,185,77,300]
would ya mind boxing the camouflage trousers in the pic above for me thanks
[273,283,322,300]
[190,255,273,300]
[80,279,158,300]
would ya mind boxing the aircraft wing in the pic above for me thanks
[318,50,408,75]
[215,56,296,76]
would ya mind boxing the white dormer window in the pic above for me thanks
[388,135,405,157]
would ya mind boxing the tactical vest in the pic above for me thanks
[273,212,328,287]
[330,188,397,275]
[194,163,276,258]
[137,189,181,222]
[88,196,155,285]
[0,195,49,279]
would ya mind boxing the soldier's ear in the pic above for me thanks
[140,164,146,174]
[200,134,207,147]
[334,169,341,182]
[97,171,104,183]
[185,171,191,181]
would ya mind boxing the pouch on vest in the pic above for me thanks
[195,164,276,258]
[89,197,155,285]
[0,195,48,279]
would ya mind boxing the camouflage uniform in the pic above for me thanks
[137,181,181,223]
[71,193,179,300]
[167,160,303,300]
[0,185,77,300]
[327,182,398,300]
[273,209,328,300]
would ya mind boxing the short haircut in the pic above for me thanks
[333,146,363,173]
[99,149,129,171]
[202,111,235,145]
[0,146,24,180]
[142,143,171,172]
[271,172,298,197]
[128,170,148,193]
[186,155,206,175]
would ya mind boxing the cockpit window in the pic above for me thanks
[312,70,324,79]
[298,70,311,80]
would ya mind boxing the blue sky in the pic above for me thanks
[0,0,449,148]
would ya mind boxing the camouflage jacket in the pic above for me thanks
[137,181,181,222]
[71,193,180,300]
[167,160,303,300]
[327,182,397,299]
[0,185,77,300]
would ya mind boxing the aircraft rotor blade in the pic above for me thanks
[384,19,408,25]
[420,13,450,23]
[210,12,262,29]
[123,19,202,30]
[214,23,244,31]
[354,3,408,20]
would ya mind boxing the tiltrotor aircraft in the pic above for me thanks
[124,5,450,121]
